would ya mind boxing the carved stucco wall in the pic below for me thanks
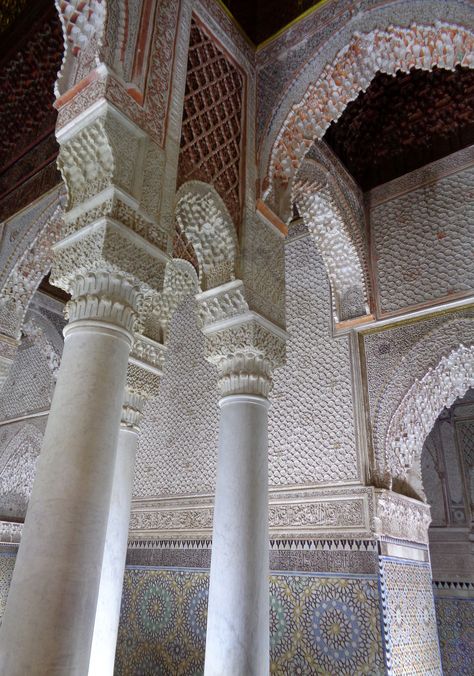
[133,223,360,501]
[268,229,359,485]
[368,149,474,315]
[0,552,15,624]
[133,296,219,498]
[0,419,45,520]
[0,295,63,518]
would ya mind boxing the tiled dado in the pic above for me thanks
[114,567,385,676]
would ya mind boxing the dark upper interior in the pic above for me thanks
[1,1,473,199]
[221,0,320,44]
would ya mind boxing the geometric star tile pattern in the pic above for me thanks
[114,568,384,675]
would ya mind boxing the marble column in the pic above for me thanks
[205,392,270,675]
[201,321,285,676]
[88,350,162,676]
[0,273,139,675]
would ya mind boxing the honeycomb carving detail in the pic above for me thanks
[268,234,358,485]
[266,22,474,213]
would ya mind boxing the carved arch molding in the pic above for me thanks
[262,21,474,320]
[372,317,474,497]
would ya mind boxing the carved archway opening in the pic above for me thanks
[174,180,238,291]
[294,151,370,321]
[385,344,474,501]
[0,201,64,343]
[264,22,474,222]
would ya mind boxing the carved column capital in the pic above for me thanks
[64,272,141,335]
[203,315,286,398]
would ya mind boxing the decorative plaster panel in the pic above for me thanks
[370,159,474,314]
[268,233,359,485]
[0,420,46,519]
[0,553,15,624]
[0,342,55,421]
[133,296,219,498]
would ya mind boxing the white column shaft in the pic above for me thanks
[0,322,130,675]
[204,394,270,676]
[88,427,138,676]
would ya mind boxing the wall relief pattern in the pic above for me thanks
[0,422,45,519]
[369,157,474,315]
[268,232,359,485]
[133,296,219,499]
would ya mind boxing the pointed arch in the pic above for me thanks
[0,199,64,341]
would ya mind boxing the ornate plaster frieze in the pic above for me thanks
[0,521,22,545]
[373,490,432,545]
[128,486,375,541]
[51,220,168,300]
[57,110,143,210]
[130,334,166,375]
[53,102,170,314]
[196,280,249,329]
[263,22,474,218]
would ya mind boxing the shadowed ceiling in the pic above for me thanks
[324,65,474,191]
[221,0,320,44]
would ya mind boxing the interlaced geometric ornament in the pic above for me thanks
[173,223,199,275]
[178,18,244,227]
